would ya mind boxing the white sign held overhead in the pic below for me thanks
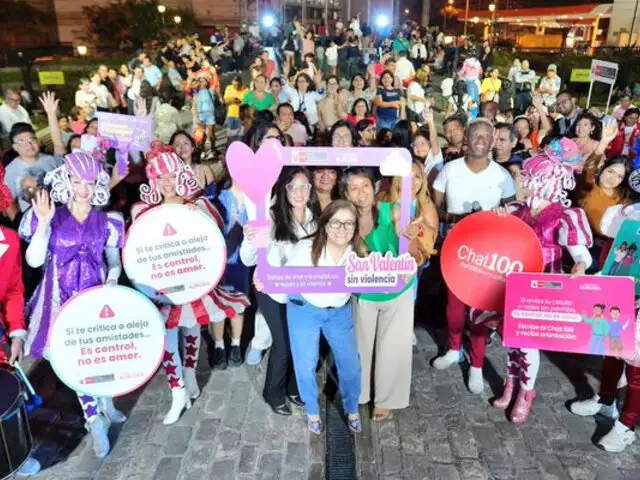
[586,59,619,111]
[590,59,619,85]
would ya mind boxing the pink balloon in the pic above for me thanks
[225,139,285,205]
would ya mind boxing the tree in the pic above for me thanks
[83,0,201,50]
[0,0,56,53]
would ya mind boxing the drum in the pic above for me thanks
[0,364,33,480]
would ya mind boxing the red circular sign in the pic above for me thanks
[441,211,544,312]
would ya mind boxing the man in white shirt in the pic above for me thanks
[394,51,415,85]
[432,119,516,395]
[537,64,562,107]
[276,103,308,146]
[0,90,32,134]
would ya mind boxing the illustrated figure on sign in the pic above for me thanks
[18,150,126,459]
[583,303,611,355]
[131,141,249,426]
[608,306,630,354]
[618,242,638,277]
[608,241,628,276]
[489,137,593,424]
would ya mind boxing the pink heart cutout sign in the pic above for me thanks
[226,140,285,205]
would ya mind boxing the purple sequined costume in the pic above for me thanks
[19,206,124,359]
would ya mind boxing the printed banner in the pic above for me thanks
[602,219,640,295]
[122,204,227,305]
[504,273,636,357]
[38,71,65,85]
[441,211,544,312]
[226,141,417,293]
[47,286,166,397]
[96,112,152,151]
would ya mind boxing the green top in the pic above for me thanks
[359,202,414,302]
[242,91,275,111]
[583,315,610,337]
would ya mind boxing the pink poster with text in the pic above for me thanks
[504,273,636,357]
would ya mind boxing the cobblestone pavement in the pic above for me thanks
[356,323,640,480]
[31,317,640,480]
[32,351,325,480]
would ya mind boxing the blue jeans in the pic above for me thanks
[590,336,606,355]
[287,297,361,417]
[376,117,397,131]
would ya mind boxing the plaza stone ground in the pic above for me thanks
[26,319,640,480]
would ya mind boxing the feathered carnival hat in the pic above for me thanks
[45,151,110,206]
[520,138,579,209]
[0,164,13,213]
[139,140,199,205]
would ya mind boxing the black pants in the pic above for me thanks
[258,292,299,406]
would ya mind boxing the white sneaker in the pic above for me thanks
[163,387,192,425]
[569,395,619,419]
[468,366,484,394]
[16,457,41,476]
[183,368,201,400]
[88,415,110,458]
[99,397,127,424]
[433,349,460,370]
[598,420,636,453]
[617,368,628,389]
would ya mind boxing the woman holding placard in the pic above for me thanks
[342,167,416,423]
[255,200,365,434]
[241,166,317,415]
[19,151,126,458]
[131,142,250,425]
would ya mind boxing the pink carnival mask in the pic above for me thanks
[520,154,576,209]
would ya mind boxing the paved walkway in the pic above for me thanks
[29,317,640,480]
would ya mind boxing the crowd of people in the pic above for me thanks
[1,15,640,477]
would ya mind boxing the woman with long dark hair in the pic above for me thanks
[169,130,216,188]
[342,167,415,423]
[241,166,317,415]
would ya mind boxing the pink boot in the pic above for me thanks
[492,377,516,410]
[510,388,535,424]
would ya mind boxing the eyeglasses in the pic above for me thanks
[286,183,312,193]
[328,219,356,231]
[14,137,38,146]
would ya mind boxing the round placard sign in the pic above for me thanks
[122,204,226,305]
[47,285,166,397]
[441,211,545,312]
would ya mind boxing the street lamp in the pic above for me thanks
[488,3,496,38]
[158,5,166,25]
[173,15,182,24]
[405,9,410,15]
[448,0,454,4]
[77,45,87,56]
[488,3,495,12]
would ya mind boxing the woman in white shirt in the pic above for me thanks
[264,199,366,435]
[75,79,97,109]
[241,167,317,416]
[88,71,111,112]
[283,72,325,133]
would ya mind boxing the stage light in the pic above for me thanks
[375,14,389,28]
[262,14,275,28]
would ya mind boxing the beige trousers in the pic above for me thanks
[355,288,414,410]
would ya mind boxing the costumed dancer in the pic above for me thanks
[0,165,42,476]
[569,203,640,452]
[491,138,593,423]
[18,151,127,458]
[131,142,249,425]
